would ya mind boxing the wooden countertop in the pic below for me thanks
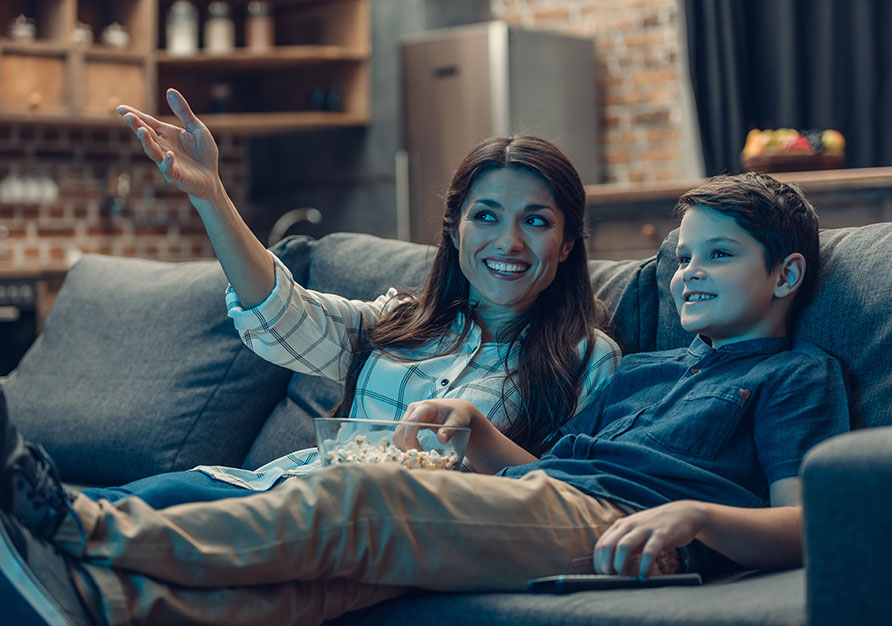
[0,264,69,279]
[585,166,892,206]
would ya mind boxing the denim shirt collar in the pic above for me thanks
[688,335,791,358]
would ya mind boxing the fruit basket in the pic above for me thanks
[741,128,845,173]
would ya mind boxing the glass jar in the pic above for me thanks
[9,14,36,42]
[210,83,232,113]
[246,1,274,52]
[72,21,93,46]
[166,1,199,57]
[204,2,234,56]
[101,22,130,49]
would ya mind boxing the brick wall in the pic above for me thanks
[491,0,691,183]
[0,124,248,267]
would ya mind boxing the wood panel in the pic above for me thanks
[0,50,69,114]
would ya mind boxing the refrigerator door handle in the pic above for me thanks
[395,149,411,241]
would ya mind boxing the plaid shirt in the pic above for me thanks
[194,253,621,490]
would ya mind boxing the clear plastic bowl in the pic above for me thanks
[314,417,470,470]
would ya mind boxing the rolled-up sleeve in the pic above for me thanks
[226,251,399,383]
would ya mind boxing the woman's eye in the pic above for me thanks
[710,250,731,259]
[472,210,497,222]
[525,215,550,227]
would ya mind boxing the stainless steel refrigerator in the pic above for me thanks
[398,21,600,244]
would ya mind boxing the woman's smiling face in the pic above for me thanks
[451,167,573,330]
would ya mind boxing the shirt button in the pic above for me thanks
[440,379,449,386]
[690,368,700,374]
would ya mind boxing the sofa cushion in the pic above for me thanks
[306,232,435,298]
[793,224,892,429]
[654,222,892,429]
[241,374,341,470]
[329,568,805,626]
[4,236,313,486]
[589,256,659,355]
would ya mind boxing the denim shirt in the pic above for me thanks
[500,336,850,511]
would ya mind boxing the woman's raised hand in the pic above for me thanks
[118,87,275,308]
[117,88,221,205]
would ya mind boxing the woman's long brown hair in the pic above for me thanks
[332,135,607,455]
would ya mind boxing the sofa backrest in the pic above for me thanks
[8,222,889,485]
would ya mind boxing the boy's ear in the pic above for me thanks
[774,252,806,299]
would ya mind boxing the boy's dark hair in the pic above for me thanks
[674,172,820,318]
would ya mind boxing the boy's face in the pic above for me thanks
[670,205,789,348]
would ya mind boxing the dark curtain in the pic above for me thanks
[684,0,892,175]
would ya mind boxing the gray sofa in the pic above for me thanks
[3,223,892,626]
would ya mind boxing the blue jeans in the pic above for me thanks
[82,470,254,508]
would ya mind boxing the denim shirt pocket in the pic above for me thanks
[645,386,748,460]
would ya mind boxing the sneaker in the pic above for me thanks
[0,508,102,626]
[1,389,74,539]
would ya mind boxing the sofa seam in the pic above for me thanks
[167,341,244,472]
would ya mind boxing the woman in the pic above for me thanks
[79,88,621,508]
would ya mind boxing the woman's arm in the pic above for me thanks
[119,88,274,307]
[396,399,538,474]
[593,477,804,577]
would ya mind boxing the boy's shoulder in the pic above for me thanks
[618,336,841,372]
[773,339,846,380]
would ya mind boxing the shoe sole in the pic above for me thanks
[0,516,75,626]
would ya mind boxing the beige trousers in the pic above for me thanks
[55,465,677,626]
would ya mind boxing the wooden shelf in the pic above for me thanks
[584,167,892,261]
[162,110,370,134]
[585,167,892,207]
[156,45,368,69]
[0,39,71,55]
[0,0,370,133]
[82,47,148,63]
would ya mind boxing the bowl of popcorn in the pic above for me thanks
[314,418,470,470]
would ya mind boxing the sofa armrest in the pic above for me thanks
[801,426,892,626]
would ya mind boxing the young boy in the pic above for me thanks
[1,173,850,626]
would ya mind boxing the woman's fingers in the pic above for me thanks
[117,105,168,135]
[166,88,204,132]
[133,125,166,165]
[159,151,176,179]
[117,107,172,165]
[394,403,426,451]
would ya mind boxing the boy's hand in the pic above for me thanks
[594,500,708,578]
